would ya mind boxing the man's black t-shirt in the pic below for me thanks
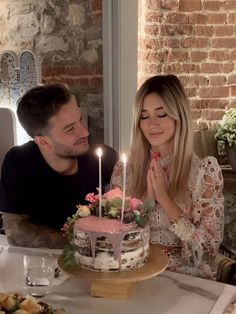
[1,141,118,230]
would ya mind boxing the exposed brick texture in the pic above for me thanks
[179,0,202,12]
[138,0,236,131]
[0,0,104,144]
[0,0,235,144]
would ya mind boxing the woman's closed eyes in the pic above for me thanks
[140,113,168,120]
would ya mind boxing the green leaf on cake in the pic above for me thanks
[108,207,119,218]
[61,244,76,267]
[135,215,149,228]
[111,197,122,208]
[143,199,155,211]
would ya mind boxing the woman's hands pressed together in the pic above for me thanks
[147,154,182,221]
[147,154,169,203]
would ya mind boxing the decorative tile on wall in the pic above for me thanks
[0,50,39,110]
[0,50,40,145]
[19,51,38,96]
[0,52,18,109]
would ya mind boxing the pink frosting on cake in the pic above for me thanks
[75,215,133,233]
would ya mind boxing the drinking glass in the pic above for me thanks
[23,252,55,297]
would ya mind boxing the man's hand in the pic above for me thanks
[2,212,66,249]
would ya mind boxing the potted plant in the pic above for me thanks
[215,108,236,172]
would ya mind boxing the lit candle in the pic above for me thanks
[96,147,103,217]
[121,153,127,223]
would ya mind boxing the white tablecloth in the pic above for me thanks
[0,235,230,314]
[209,285,236,314]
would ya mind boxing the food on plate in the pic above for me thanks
[0,293,65,314]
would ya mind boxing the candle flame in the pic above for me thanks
[96,147,103,158]
[121,153,127,164]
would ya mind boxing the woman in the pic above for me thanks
[111,74,224,279]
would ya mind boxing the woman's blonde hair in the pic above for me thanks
[129,74,193,199]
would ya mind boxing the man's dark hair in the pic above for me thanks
[17,83,73,138]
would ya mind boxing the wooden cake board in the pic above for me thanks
[58,245,169,299]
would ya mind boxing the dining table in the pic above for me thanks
[0,234,236,314]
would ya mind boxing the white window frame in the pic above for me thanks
[103,0,138,153]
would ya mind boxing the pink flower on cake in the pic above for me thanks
[85,192,99,204]
[61,222,70,234]
[128,198,143,212]
[104,187,123,200]
[62,188,155,242]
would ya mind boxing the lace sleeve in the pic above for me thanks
[110,161,123,189]
[169,156,224,267]
[110,161,133,195]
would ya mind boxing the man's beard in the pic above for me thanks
[53,141,89,159]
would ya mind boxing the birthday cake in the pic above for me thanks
[62,188,154,272]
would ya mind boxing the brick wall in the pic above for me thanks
[138,0,236,130]
[41,0,103,143]
[0,0,103,143]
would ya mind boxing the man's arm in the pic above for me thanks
[3,212,66,249]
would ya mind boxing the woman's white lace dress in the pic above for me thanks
[111,154,224,279]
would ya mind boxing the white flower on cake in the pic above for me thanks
[77,205,91,217]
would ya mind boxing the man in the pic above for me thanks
[1,84,118,248]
